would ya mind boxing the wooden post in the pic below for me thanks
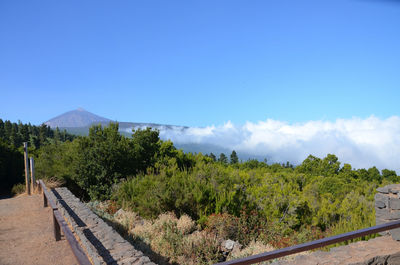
[30,157,36,192]
[53,211,61,241]
[43,192,48,207]
[23,142,30,195]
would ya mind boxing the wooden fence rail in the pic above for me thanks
[37,180,92,265]
[216,219,400,265]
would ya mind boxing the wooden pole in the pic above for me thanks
[30,157,36,192]
[53,211,62,241]
[23,142,30,195]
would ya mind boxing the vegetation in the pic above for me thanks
[0,119,75,150]
[0,119,75,194]
[2,119,399,263]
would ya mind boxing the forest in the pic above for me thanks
[0,119,75,193]
[1,119,399,264]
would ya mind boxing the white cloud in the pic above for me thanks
[158,116,400,173]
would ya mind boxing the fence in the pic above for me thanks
[216,214,400,265]
[37,179,92,265]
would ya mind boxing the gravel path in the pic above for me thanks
[0,194,78,265]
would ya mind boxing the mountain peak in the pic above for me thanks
[45,108,111,128]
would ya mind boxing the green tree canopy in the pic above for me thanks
[230,150,239,164]
[218,153,228,164]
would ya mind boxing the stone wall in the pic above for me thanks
[47,187,156,265]
[45,184,400,265]
[375,184,400,239]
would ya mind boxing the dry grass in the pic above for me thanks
[177,214,196,235]
[128,211,222,264]
[92,205,286,264]
[227,240,274,261]
[114,208,142,230]
[43,178,65,189]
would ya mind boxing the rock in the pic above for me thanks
[388,211,400,220]
[119,256,139,265]
[375,208,388,219]
[391,228,400,241]
[390,198,400,210]
[377,184,400,194]
[388,184,400,193]
[377,187,390,194]
[376,201,386,209]
[114,208,126,218]
[375,193,389,207]
[387,252,400,264]
[221,239,242,253]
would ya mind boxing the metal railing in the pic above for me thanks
[37,180,92,265]
[215,220,400,265]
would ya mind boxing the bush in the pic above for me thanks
[11,183,26,196]
[206,213,239,241]
[130,212,223,264]
[227,240,274,261]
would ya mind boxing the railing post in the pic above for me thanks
[53,210,61,241]
[30,157,36,192]
[23,142,30,195]
[37,180,41,193]
[43,191,48,207]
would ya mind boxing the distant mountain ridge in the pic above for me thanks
[43,108,259,160]
[44,108,188,132]
[45,108,111,128]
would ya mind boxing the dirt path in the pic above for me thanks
[0,194,78,265]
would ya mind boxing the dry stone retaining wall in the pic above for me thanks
[48,187,156,265]
[375,183,400,239]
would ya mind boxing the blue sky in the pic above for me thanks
[1,0,399,127]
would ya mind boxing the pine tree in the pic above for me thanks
[54,127,61,142]
[0,119,4,139]
[230,150,239,164]
[209,153,216,162]
[218,153,228,164]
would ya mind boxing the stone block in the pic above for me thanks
[390,198,400,210]
[374,190,389,202]
[388,184,400,193]
[134,256,152,265]
[390,189,400,194]
[377,187,390,194]
[391,228,400,241]
[119,256,139,265]
[389,211,400,220]
[387,252,400,264]
[376,201,386,209]
[375,208,389,219]
[375,193,389,205]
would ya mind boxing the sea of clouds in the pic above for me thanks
[159,116,400,173]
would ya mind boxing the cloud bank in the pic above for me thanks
[159,116,400,173]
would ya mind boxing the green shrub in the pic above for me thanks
[11,183,26,196]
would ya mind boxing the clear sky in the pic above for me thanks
[1,0,399,127]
